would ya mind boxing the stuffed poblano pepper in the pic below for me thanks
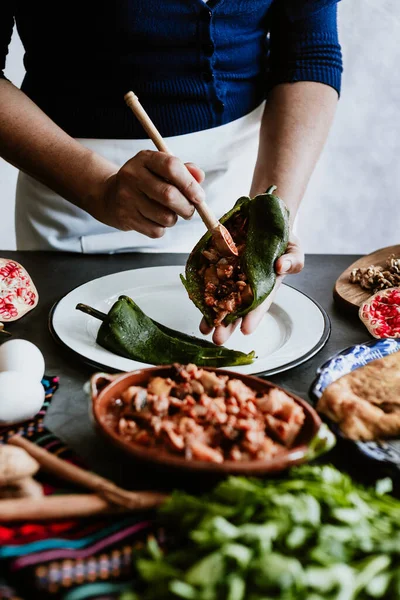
[76,296,255,367]
[181,186,290,327]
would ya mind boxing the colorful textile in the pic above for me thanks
[0,377,151,600]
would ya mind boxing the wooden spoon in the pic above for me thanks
[8,435,167,511]
[124,91,238,257]
[0,494,138,521]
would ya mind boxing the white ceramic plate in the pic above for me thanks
[49,266,330,376]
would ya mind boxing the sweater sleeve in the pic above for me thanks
[267,0,343,95]
[0,3,15,80]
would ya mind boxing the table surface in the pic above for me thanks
[1,251,380,492]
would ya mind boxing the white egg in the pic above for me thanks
[0,371,45,424]
[0,340,45,381]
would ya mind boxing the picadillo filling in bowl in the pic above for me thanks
[105,364,306,463]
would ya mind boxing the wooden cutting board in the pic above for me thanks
[334,244,400,313]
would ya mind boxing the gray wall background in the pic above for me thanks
[1,0,399,253]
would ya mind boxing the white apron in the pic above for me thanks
[15,103,265,253]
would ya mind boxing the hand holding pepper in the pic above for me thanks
[200,235,304,345]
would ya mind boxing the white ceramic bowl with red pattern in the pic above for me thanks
[0,259,38,323]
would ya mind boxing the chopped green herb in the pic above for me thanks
[125,466,400,599]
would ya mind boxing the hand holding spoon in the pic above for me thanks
[124,91,238,256]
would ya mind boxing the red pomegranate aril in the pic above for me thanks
[0,259,39,323]
[359,287,400,339]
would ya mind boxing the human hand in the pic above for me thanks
[199,235,304,345]
[94,150,205,238]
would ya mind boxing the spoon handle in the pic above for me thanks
[124,91,219,232]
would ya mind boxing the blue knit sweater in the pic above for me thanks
[0,0,342,139]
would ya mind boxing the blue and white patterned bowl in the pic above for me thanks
[310,338,400,469]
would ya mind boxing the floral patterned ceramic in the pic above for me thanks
[310,338,400,470]
[0,259,38,322]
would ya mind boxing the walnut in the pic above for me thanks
[386,254,400,273]
[349,256,400,294]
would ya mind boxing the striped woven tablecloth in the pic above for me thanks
[0,378,152,600]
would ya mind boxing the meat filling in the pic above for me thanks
[106,364,306,463]
[199,213,253,326]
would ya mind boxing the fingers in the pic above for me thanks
[115,151,206,234]
[141,149,205,208]
[137,194,178,228]
[240,304,266,336]
[131,166,195,221]
[212,319,241,346]
[199,276,283,343]
[199,235,304,342]
[185,162,205,184]
[275,235,304,275]
[135,221,166,239]
[200,316,241,345]
[129,214,166,239]
[240,233,304,336]
[240,235,303,335]
[146,153,205,205]
[201,275,284,343]
[200,317,213,335]
[241,276,283,335]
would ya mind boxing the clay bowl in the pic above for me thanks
[91,366,331,476]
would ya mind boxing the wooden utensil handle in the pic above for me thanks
[124,92,171,154]
[124,91,218,232]
[8,436,167,510]
[0,494,127,521]
[196,201,219,231]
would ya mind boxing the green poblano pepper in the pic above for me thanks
[76,296,255,367]
[181,186,290,327]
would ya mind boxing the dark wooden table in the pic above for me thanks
[1,251,376,491]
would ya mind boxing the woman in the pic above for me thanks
[0,0,342,343]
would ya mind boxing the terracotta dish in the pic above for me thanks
[91,366,332,476]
